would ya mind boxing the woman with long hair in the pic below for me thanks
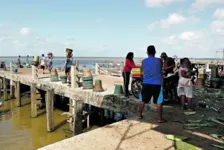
[123,52,138,97]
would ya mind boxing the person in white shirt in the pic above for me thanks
[40,54,46,74]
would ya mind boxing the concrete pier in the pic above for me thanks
[0,67,158,134]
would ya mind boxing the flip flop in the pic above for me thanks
[158,119,167,123]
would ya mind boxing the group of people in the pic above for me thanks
[122,45,197,123]
[15,49,77,82]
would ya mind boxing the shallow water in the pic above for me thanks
[0,96,72,150]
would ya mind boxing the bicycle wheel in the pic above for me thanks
[131,79,142,99]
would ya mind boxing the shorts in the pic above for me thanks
[65,67,71,74]
[40,65,45,70]
[141,84,162,104]
[177,86,193,98]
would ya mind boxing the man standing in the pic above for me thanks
[138,45,165,123]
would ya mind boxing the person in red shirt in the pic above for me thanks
[123,52,138,97]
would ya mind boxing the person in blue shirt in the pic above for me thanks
[138,45,166,123]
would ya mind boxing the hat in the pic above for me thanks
[48,52,53,55]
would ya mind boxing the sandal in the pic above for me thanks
[138,115,143,119]
[158,119,167,123]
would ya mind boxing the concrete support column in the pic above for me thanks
[3,77,7,100]
[31,83,37,118]
[46,89,54,132]
[9,80,15,99]
[73,99,83,136]
[15,81,21,107]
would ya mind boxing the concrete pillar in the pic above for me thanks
[31,83,37,118]
[71,66,78,89]
[87,114,90,129]
[3,77,7,100]
[32,65,37,79]
[46,89,54,132]
[15,81,21,107]
[9,80,15,99]
[73,100,83,136]
[95,63,99,75]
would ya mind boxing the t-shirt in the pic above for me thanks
[40,57,46,66]
[47,58,53,68]
[123,59,137,72]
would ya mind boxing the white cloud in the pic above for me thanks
[148,13,199,29]
[161,29,224,58]
[213,8,224,19]
[192,0,224,10]
[144,0,183,7]
[19,28,31,36]
[179,31,203,41]
[211,20,224,35]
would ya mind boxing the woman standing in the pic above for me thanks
[123,52,138,97]
[177,58,196,110]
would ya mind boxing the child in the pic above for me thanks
[177,58,195,110]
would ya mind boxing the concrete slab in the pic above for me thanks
[38,119,177,150]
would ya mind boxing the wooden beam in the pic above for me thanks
[15,81,21,107]
[46,89,54,132]
[3,77,7,100]
[73,99,83,136]
[31,83,37,118]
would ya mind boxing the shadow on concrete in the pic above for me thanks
[113,106,224,150]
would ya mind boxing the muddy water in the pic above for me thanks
[0,96,73,150]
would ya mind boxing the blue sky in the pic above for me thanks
[0,0,223,58]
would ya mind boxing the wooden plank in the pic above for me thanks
[31,83,37,118]
[73,99,83,136]
[46,89,54,132]
[3,77,7,100]
[15,81,21,107]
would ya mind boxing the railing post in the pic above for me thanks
[32,65,38,79]
[71,66,78,89]
[95,63,99,75]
